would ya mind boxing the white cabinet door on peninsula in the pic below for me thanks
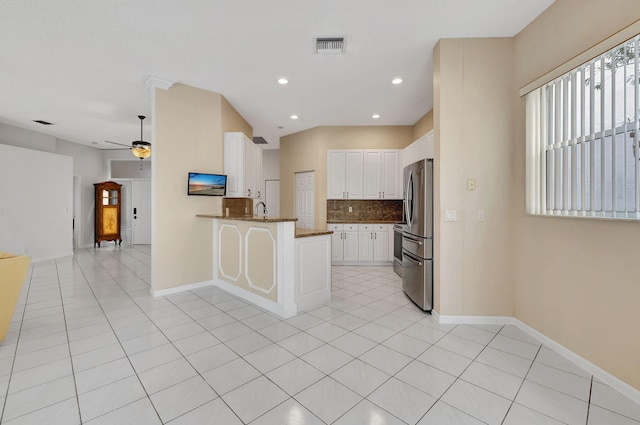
[363,150,402,199]
[224,132,263,198]
[329,149,401,200]
[327,150,363,199]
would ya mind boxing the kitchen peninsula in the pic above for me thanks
[196,214,332,318]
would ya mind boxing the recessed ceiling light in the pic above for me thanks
[278,78,289,85]
[372,114,380,119]
[291,115,298,120]
[392,78,403,85]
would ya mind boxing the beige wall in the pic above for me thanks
[413,110,433,141]
[280,126,413,228]
[434,38,515,317]
[154,84,252,291]
[513,1,640,389]
[221,96,253,138]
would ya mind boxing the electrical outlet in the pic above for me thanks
[467,178,476,191]
[445,210,457,222]
[348,206,353,212]
[477,210,486,222]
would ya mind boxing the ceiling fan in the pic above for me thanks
[104,115,151,160]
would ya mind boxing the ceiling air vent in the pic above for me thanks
[33,119,53,125]
[315,37,345,54]
[253,137,268,145]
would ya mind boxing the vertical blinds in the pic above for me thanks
[526,34,640,220]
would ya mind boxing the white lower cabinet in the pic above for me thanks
[373,224,390,261]
[329,223,391,264]
[329,224,358,262]
[358,224,374,261]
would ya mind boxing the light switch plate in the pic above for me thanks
[477,210,485,222]
[445,210,457,222]
[348,206,353,212]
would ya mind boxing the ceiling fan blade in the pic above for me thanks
[104,140,131,148]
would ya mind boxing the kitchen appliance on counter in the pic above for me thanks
[392,223,406,277]
[402,158,433,311]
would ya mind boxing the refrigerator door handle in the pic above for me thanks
[405,170,414,227]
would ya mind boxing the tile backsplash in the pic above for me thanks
[327,199,403,222]
[222,197,253,216]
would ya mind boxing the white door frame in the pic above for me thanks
[73,175,81,250]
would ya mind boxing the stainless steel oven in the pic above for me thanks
[393,224,405,277]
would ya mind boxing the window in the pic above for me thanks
[526,34,640,220]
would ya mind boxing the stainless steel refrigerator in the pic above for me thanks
[402,158,433,311]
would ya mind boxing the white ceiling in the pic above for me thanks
[0,0,554,150]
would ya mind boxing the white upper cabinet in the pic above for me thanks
[361,149,402,200]
[344,150,363,199]
[327,149,363,199]
[224,132,263,198]
[327,150,346,199]
[328,148,401,200]
[403,130,434,168]
[363,150,381,199]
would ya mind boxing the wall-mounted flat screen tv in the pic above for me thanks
[187,172,227,196]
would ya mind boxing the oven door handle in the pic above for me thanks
[402,235,423,245]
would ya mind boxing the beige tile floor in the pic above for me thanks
[1,245,639,424]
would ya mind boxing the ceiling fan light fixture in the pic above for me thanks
[131,141,151,159]
[131,115,151,160]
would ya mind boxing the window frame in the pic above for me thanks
[526,34,640,221]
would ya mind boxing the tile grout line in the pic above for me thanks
[0,264,34,424]
[585,376,594,425]
[54,258,86,425]
[69,250,164,424]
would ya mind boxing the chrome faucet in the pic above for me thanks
[255,201,267,217]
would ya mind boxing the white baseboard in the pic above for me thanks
[515,319,640,405]
[31,251,75,263]
[437,314,640,405]
[438,315,516,326]
[151,280,214,297]
[213,278,297,319]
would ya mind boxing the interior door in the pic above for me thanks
[132,180,151,244]
[295,171,315,229]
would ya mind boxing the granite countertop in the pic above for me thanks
[326,219,403,224]
[295,229,333,238]
[196,214,298,223]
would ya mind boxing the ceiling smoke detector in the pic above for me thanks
[315,37,345,54]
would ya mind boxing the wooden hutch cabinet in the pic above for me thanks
[94,181,122,247]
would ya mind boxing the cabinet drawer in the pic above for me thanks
[374,224,389,232]
[344,223,358,231]
[358,224,372,231]
[328,224,343,231]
